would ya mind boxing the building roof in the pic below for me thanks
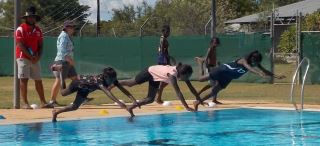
[225,0,320,24]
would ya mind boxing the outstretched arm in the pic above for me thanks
[257,64,286,79]
[169,75,195,111]
[237,58,267,78]
[99,85,127,109]
[185,80,207,105]
[114,81,141,108]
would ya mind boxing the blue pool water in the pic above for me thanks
[0,108,319,146]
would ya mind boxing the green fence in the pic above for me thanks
[0,37,14,76]
[302,33,320,84]
[0,33,272,82]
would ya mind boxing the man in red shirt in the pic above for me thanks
[15,6,52,109]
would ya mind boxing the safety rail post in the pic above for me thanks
[290,57,310,111]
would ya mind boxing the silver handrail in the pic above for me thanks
[290,57,310,111]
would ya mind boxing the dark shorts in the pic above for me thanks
[135,68,160,89]
[157,54,170,65]
[53,60,77,79]
[66,80,89,108]
[73,90,89,108]
[209,66,232,89]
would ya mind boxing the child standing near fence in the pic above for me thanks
[156,25,174,104]
[194,37,220,100]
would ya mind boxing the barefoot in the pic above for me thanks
[128,116,134,122]
[22,104,32,109]
[201,101,209,106]
[213,100,223,104]
[127,106,135,118]
[52,110,57,122]
[194,57,204,65]
[186,107,195,112]
[156,98,164,104]
[133,101,141,109]
[41,103,54,109]
[193,101,200,111]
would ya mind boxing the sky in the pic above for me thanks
[79,0,157,22]
[0,0,157,22]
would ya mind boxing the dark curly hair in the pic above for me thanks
[246,50,262,65]
[162,25,170,33]
[176,62,193,76]
[102,67,117,79]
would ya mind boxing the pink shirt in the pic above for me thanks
[148,65,177,84]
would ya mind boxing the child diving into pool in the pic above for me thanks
[52,67,139,122]
[193,50,285,110]
[118,63,204,117]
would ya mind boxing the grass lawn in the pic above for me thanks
[0,77,319,109]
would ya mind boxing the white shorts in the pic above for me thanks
[16,58,42,80]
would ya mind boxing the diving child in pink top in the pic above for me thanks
[118,63,203,117]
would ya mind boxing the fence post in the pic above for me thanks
[13,0,21,109]
[270,12,275,84]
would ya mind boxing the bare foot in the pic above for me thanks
[201,101,209,106]
[194,57,204,65]
[186,107,195,112]
[156,98,164,104]
[52,110,57,122]
[22,104,32,109]
[133,101,141,109]
[213,100,223,104]
[127,106,135,118]
[41,103,54,109]
[193,101,200,111]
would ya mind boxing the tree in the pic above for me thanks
[278,11,320,53]
[0,0,90,36]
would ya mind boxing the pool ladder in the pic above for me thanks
[290,57,310,111]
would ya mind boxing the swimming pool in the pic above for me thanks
[0,108,319,146]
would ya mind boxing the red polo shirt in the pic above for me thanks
[15,23,43,59]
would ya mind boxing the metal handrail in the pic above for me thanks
[79,20,89,37]
[140,17,151,38]
[290,57,310,111]
[204,17,212,36]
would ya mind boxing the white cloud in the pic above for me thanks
[79,0,157,22]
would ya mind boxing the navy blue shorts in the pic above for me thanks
[209,66,232,89]
[157,54,170,65]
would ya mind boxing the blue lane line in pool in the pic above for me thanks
[0,115,5,119]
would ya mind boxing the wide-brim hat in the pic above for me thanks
[62,20,77,30]
[22,6,41,21]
